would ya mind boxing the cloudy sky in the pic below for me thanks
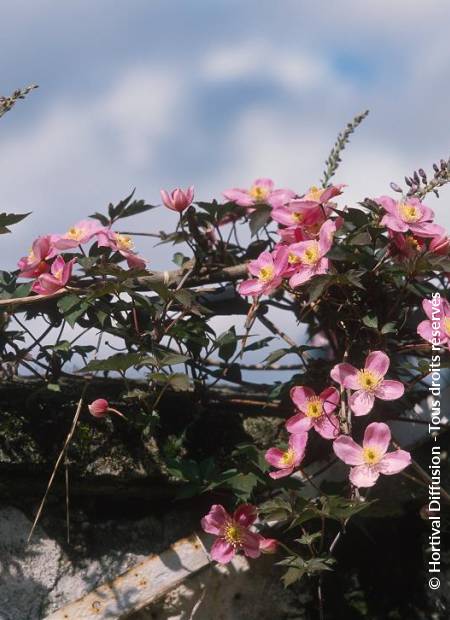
[1,0,450,274]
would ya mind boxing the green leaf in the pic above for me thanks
[159,352,190,366]
[350,231,371,246]
[296,532,322,546]
[381,322,397,334]
[282,566,306,587]
[362,314,378,329]
[248,206,272,236]
[89,212,110,226]
[225,472,258,500]
[80,352,142,372]
[217,326,237,361]
[307,275,332,303]
[169,373,190,391]
[0,212,31,234]
[243,336,274,352]
[57,295,89,327]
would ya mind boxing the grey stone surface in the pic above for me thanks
[0,507,62,620]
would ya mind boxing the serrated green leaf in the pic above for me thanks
[80,352,142,372]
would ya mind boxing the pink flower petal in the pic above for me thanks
[269,467,294,479]
[289,266,315,287]
[417,320,434,343]
[378,450,411,475]
[349,390,375,416]
[237,279,266,296]
[290,386,315,411]
[313,413,340,439]
[210,538,235,563]
[265,447,285,468]
[285,412,312,434]
[363,422,391,454]
[241,530,262,559]
[290,432,308,462]
[201,504,230,535]
[320,387,340,413]
[365,351,390,377]
[381,213,408,233]
[375,380,404,401]
[330,363,359,389]
[333,435,364,466]
[349,465,380,488]
[234,504,257,527]
[318,219,336,255]
[410,222,445,238]
[375,195,398,214]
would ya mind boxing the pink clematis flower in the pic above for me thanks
[272,201,327,229]
[17,235,54,278]
[286,386,340,439]
[52,220,103,250]
[88,398,126,419]
[417,296,450,350]
[96,229,146,269]
[160,186,194,213]
[331,351,404,416]
[375,196,444,238]
[265,432,308,479]
[201,504,261,563]
[389,231,425,259]
[238,246,288,297]
[31,256,76,296]
[333,422,411,488]
[223,178,295,209]
[288,219,336,287]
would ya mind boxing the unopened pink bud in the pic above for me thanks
[160,186,194,213]
[88,398,110,418]
[258,536,278,554]
[430,235,450,255]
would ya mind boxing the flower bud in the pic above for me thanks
[258,536,278,554]
[160,186,194,213]
[88,398,110,418]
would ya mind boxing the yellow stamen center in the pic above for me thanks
[406,235,421,251]
[224,521,243,546]
[66,227,84,241]
[357,369,382,391]
[53,268,63,281]
[306,398,323,418]
[301,242,320,266]
[280,448,296,467]
[292,211,304,223]
[258,265,274,281]
[363,447,382,465]
[305,186,324,202]
[115,233,134,251]
[443,317,450,337]
[249,185,270,202]
[28,249,36,262]
[288,252,301,265]
[399,203,421,223]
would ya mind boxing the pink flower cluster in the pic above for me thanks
[263,350,408,488]
[202,352,410,564]
[18,220,147,296]
[233,180,342,298]
[376,195,448,259]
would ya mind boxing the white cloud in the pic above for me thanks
[0,65,184,269]
[202,40,332,93]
